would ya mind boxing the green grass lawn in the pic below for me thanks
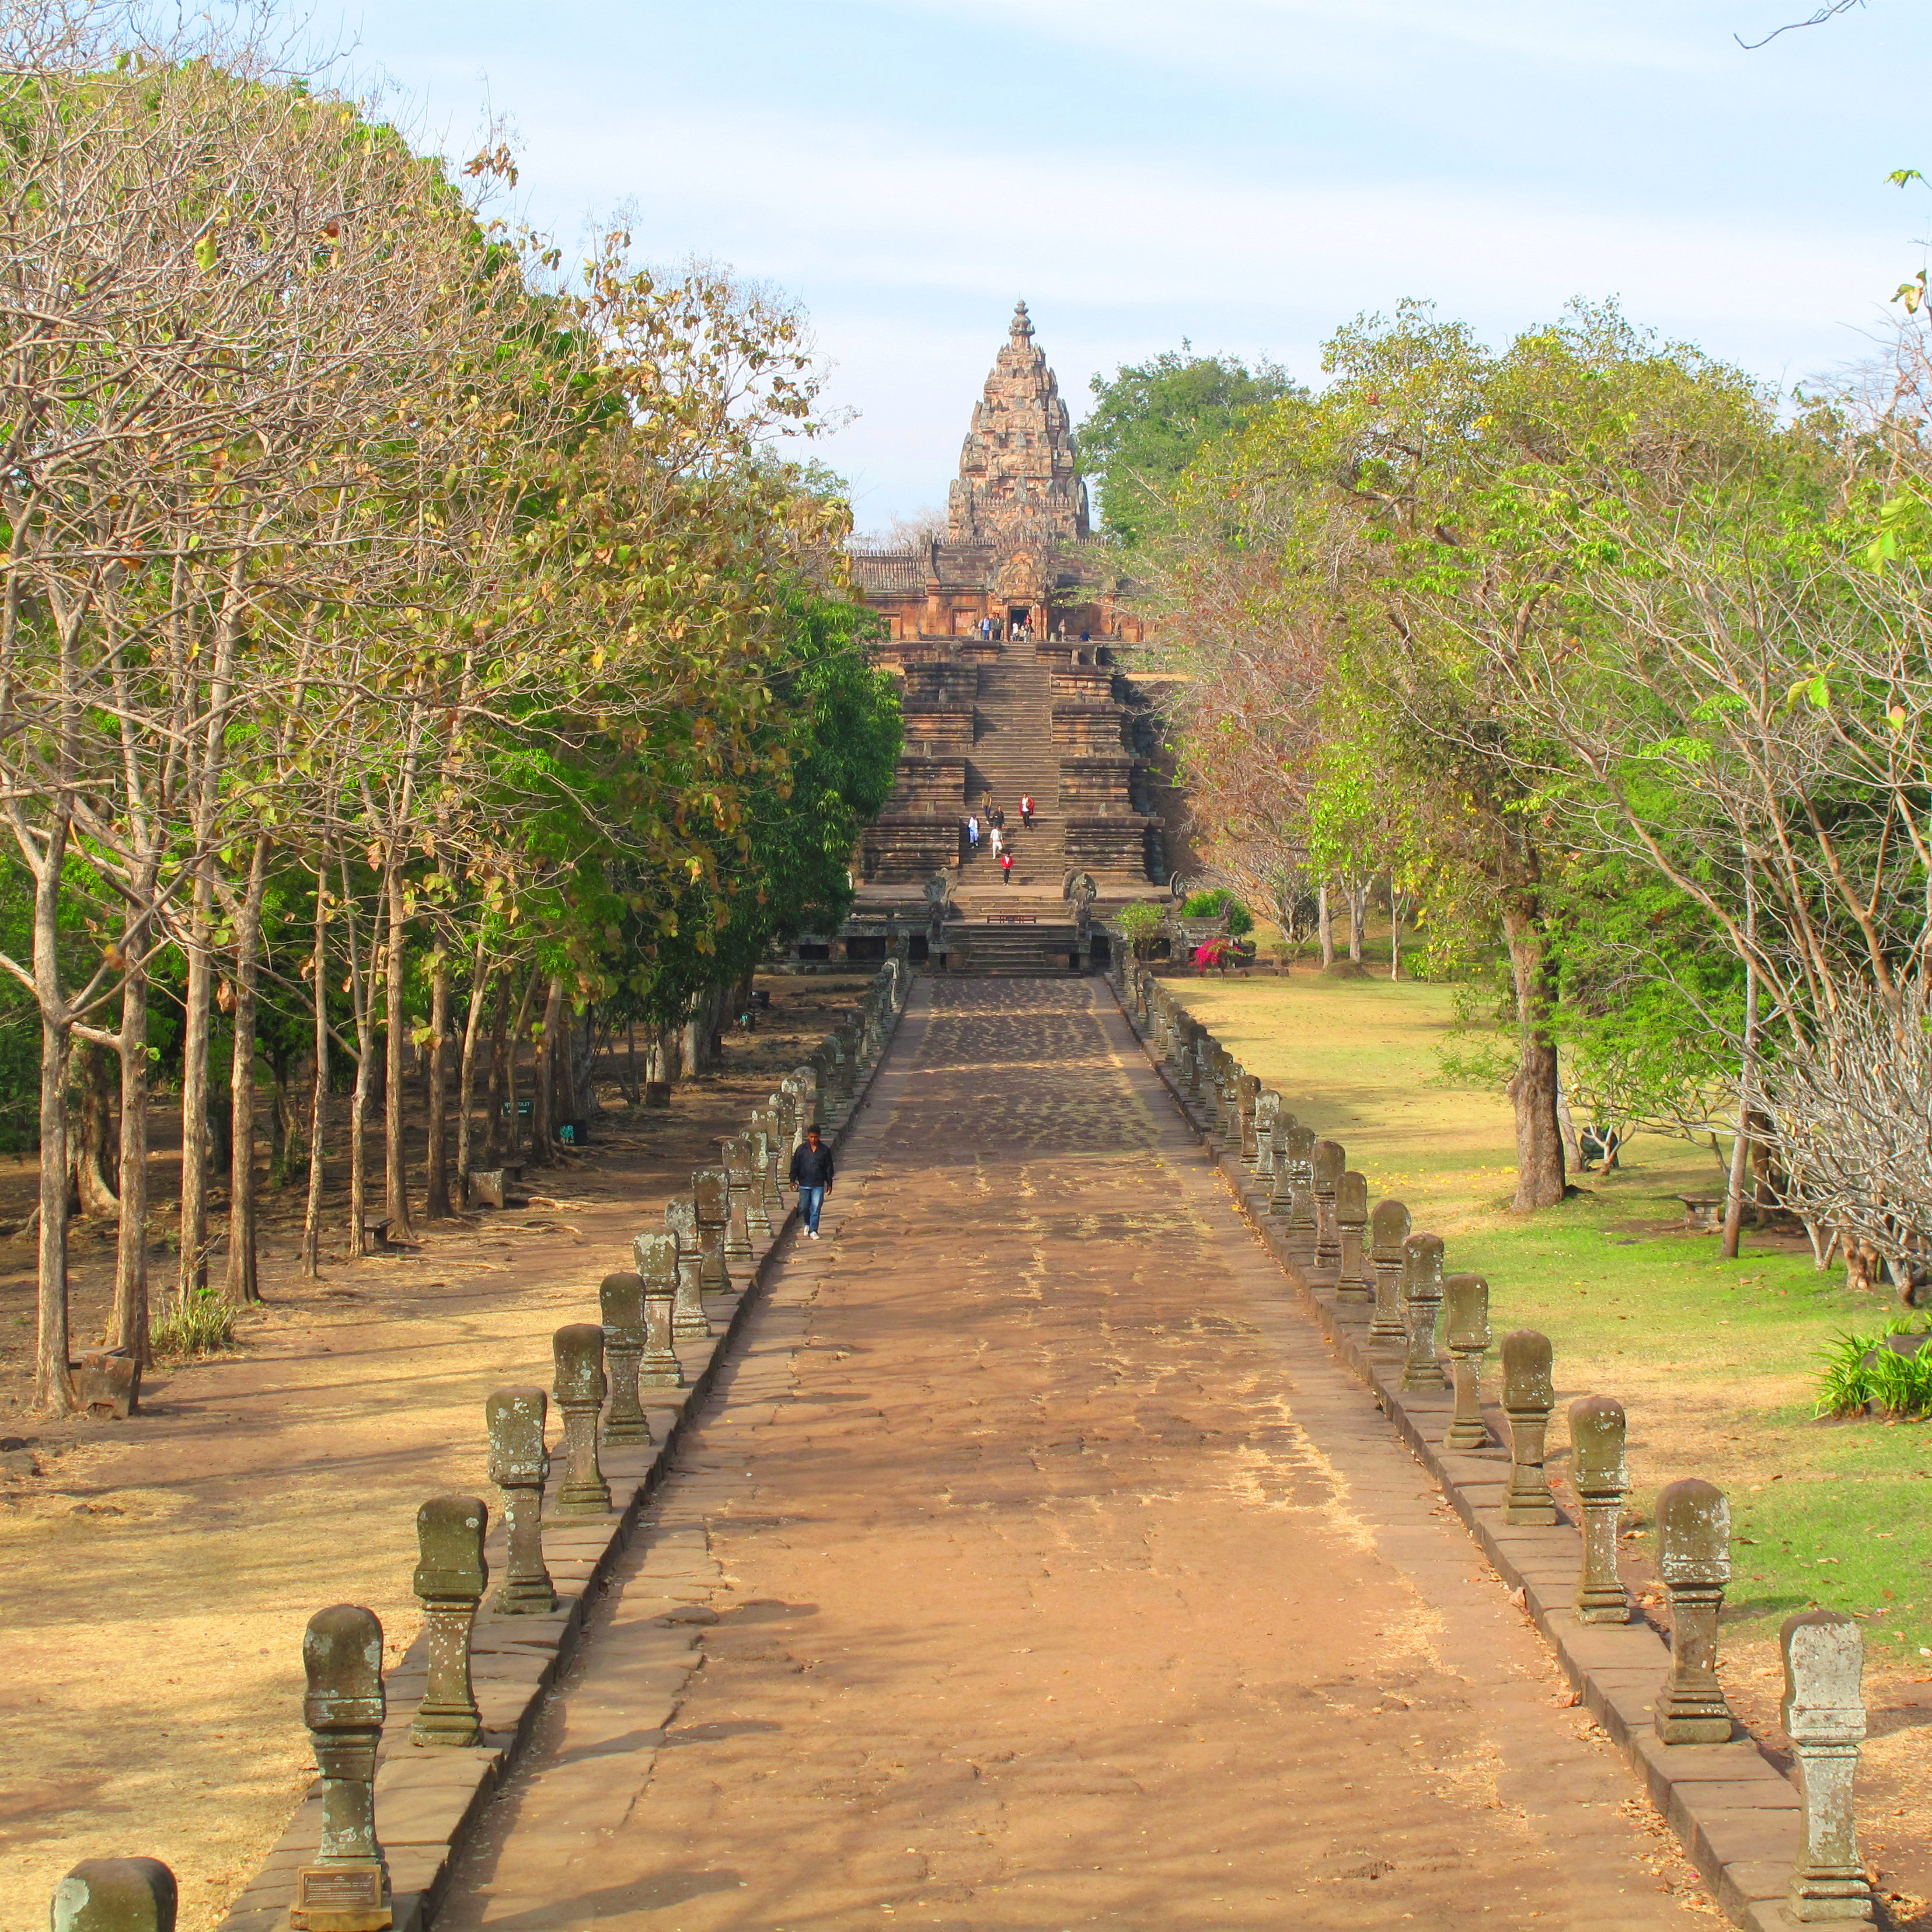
[1166,968,1932,1666]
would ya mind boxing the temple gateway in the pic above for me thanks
[782,304,1183,975]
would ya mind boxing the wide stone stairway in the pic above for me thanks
[961,653,1064,894]
[439,982,1709,1930]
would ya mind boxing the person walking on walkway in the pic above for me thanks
[1000,849,1013,885]
[789,1125,835,1239]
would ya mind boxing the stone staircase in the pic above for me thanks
[959,651,1066,896]
[944,919,1084,975]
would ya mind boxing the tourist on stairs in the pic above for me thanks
[1000,850,1013,885]
[989,825,1003,859]
[965,814,979,852]
[1020,794,1034,828]
[789,1126,835,1240]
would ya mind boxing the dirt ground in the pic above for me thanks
[440,980,1717,1931]
[0,974,876,1932]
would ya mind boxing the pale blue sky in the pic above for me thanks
[347,1,1926,530]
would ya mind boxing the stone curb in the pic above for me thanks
[216,984,909,1932]
[1109,982,1818,1932]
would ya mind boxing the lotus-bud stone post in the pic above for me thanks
[50,1859,178,1932]
[1655,1478,1735,1743]
[636,1230,686,1388]
[1569,1396,1630,1624]
[746,1128,777,1240]
[1442,1273,1492,1448]
[1253,1093,1281,1185]
[1237,1073,1261,1163]
[694,1167,733,1295]
[550,1324,611,1515]
[1500,1330,1558,1525]
[1266,1111,1295,1211]
[664,1196,712,1340]
[598,1271,652,1445]
[289,1605,390,1932]
[485,1387,556,1614]
[1781,1610,1872,1923]
[722,1137,755,1265]
[410,1495,488,1747]
[1312,1140,1345,1268]
[1368,1199,1412,1345]
[1335,1173,1373,1305]
[1282,1125,1318,1260]
[1399,1233,1448,1392]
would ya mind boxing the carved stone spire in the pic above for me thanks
[947,300,1090,547]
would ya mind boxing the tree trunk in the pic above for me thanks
[1389,887,1402,981]
[424,948,452,1218]
[1317,884,1335,968]
[303,870,329,1277]
[1501,897,1566,1211]
[483,970,511,1164]
[531,974,564,1162]
[225,835,270,1306]
[35,1005,76,1413]
[383,867,414,1239]
[177,873,214,1300]
[455,944,491,1210]
[111,946,151,1363]
[1347,880,1364,962]
[71,1040,118,1218]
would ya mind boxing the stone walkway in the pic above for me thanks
[440,981,1713,1930]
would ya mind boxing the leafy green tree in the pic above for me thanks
[1082,349,1302,545]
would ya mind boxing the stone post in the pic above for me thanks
[1266,1110,1296,1212]
[550,1324,611,1515]
[1500,1330,1558,1525]
[1368,1199,1412,1345]
[290,1605,390,1932]
[663,1197,712,1340]
[1253,1092,1281,1185]
[1569,1395,1630,1624]
[1281,1125,1317,1260]
[1781,1610,1872,1923]
[722,1136,755,1265]
[485,1387,556,1614]
[1654,1477,1735,1743]
[1237,1073,1261,1164]
[694,1167,733,1295]
[1335,1173,1373,1305]
[1312,1140,1345,1267]
[410,1495,488,1747]
[1399,1232,1448,1392]
[1442,1273,1491,1449]
[747,1127,778,1238]
[50,1859,177,1932]
[634,1229,686,1388]
[597,1270,653,1445]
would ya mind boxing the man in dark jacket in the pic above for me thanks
[789,1125,836,1239]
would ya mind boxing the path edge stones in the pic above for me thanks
[1105,974,1822,1932]
[214,985,909,1932]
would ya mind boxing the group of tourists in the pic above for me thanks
[962,794,1037,883]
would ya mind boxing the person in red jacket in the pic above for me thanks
[1000,850,1013,884]
[1020,794,1034,828]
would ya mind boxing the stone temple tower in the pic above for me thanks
[947,301,1091,547]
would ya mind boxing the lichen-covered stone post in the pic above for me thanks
[550,1324,611,1515]
[1335,1173,1373,1305]
[1442,1273,1491,1448]
[597,1270,653,1443]
[722,1136,755,1265]
[1253,1092,1281,1185]
[694,1167,733,1295]
[635,1229,686,1389]
[1781,1610,1872,1923]
[662,1197,711,1340]
[1500,1330,1558,1525]
[1312,1140,1345,1267]
[746,1128,778,1240]
[290,1605,390,1932]
[1655,1477,1735,1743]
[1237,1074,1261,1164]
[485,1387,556,1614]
[1569,1395,1630,1624]
[410,1495,488,1747]
[1399,1233,1448,1392]
[50,1858,177,1932]
[1368,1199,1412,1345]
[1282,1125,1318,1260]
[1266,1110,1296,1212]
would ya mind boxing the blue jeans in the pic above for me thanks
[798,1184,827,1234]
